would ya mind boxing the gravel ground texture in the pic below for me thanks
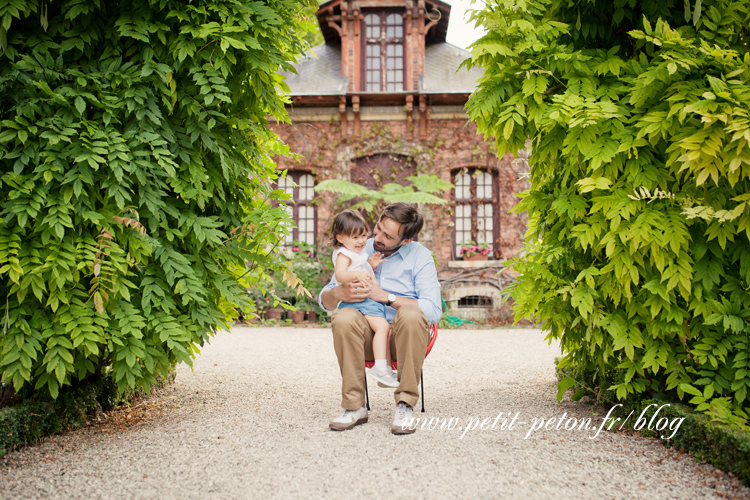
[1,326,748,500]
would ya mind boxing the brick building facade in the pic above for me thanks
[270,0,528,322]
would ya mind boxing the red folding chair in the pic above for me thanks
[364,323,438,413]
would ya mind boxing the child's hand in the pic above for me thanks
[368,252,385,269]
[355,271,373,284]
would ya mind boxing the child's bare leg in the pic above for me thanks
[365,316,391,361]
[365,316,398,387]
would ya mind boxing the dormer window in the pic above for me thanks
[362,11,405,92]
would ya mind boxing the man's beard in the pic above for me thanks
[373,240,403,254]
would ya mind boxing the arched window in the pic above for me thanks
[351,153,414,189]
[350,154,416,235]
[453,168,498,259]
[362,11,405,92]
[277,172,316,245]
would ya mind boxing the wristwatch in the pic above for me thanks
[385,293,397,307]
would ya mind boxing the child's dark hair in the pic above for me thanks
[330,210,368,248]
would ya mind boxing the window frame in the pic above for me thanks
[452,168,500,260]
[360,9,406,92]
[275,171,317,246]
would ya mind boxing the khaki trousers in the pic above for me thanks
[331,304,430,410]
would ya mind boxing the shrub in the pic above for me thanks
[465,0,750,422]
[0,1,311,399]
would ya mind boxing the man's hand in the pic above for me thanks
[367,279,389,304]
[321,279,373,309]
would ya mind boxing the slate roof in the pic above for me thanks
[422,43,482,94]
[280,42,481,97]
[281,44,347,96]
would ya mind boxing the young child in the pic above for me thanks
[330,210,398,388]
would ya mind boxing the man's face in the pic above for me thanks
[372,217,410,255]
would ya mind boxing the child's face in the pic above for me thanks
[336,230,368,253]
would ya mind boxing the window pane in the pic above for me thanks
[386,13,403,38]
[282,205,294,244]
[278,176,294,197]
[365,14,379,38]
[455,173,468,200]
[299,174,314,201]
[477,171,492,199]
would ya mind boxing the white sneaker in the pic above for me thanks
[391,402,416,435]
[377,369,398,388]
[367,366,399,388]
[329,406,368,431]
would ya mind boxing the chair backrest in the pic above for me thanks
[365,323,438,370]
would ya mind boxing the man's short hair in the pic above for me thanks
[380,202,423,240]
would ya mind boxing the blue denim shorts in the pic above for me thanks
[339,298,386,318]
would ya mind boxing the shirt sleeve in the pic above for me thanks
[317,277,338,312]
[413,252,443,325]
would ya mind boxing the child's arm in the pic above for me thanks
[368,252,385,270]
[335,253,373,284]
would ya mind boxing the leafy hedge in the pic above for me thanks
[0,377,114,457]
[0,1,312,399]
[466,0,750,423]
[556,360,750,485]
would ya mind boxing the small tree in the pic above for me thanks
[465,0,750,423]
[314,174,453,227]
[0,1,313,398]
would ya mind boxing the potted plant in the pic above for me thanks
[305,303,317,323]
[459,240,491,261]
[290,308,306,323]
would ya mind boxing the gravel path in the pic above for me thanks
[1,326,748,500]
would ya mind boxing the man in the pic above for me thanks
[318,202,442,434]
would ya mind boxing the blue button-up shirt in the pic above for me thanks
[318,239,442,325]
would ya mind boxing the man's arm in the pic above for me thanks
[369,249,442,324]
[318,280,374,311]
[368,281,419,311]
[412,257,442,324]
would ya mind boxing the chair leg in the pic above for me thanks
[365,370,370,411]
[420,369,425,413]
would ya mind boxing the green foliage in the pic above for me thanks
[0,376,114,457]
[0,1,312,399]
[466,0,750,422]
[301,5,324,48]
[314,174,453,222]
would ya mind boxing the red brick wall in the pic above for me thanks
[269,114,529,279]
